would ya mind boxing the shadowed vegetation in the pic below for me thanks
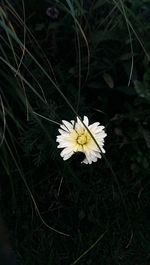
[0,0,150,264]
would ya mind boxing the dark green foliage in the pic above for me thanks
[0,0,150,264]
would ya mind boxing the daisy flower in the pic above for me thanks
[56,116,107,164]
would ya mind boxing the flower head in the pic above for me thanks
[56,116,107,164]
[46,7,59,20]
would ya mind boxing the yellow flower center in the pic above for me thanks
[77,134,87,145]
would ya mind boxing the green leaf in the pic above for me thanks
[103,73,114,88]
[134,80,150,101]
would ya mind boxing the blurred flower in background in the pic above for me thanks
[46,7,59,20]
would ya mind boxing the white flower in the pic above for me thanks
[56,116,107,164]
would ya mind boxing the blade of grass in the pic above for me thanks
[4,137,70,237]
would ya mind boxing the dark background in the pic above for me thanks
[0,0,150,264]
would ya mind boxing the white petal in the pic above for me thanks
[99,146,105,153]
[60,124,69,132]
[56,134,67,140]
[58,128,69,135]
[76,116,82,124]
[91,156,98,162]
[88,144,99,152]
[85,152,93,164]
[81,158,89,164]
[62,120,73,131]
[57,142,72,148]
[63,151,74,160]
[88,150,98,161]
[94,152,102,159]
[83,116,89,126]
[88,122,100,132]
[75,118,83,131]
[60,147,73,157]
[71,120,75,125]
[95,129,106,135]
